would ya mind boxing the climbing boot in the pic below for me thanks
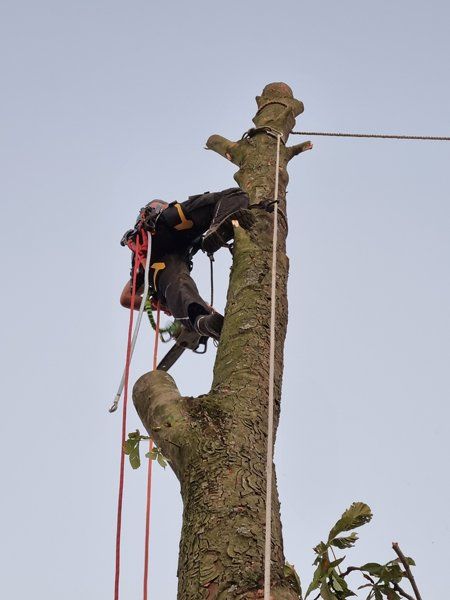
[202,209,254,254]
[194,312,224,341]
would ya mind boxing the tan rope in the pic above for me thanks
[291,131,450,141]
[264,133,281,600]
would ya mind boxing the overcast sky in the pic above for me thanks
[1,1,449,598]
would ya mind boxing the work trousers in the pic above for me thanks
[147,187,249,326]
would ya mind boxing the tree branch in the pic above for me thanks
[393,582,416,600]
[287,140,313,160]
[133,370,191,479]
[340,565,361,578]
[205,135,248,166]
[392,543,422,600]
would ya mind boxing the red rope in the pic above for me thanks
[143,301,160,599]
[114,229,159,600]
[143,442,153,600]
[114,236,142,600]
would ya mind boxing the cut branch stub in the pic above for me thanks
[133,370,188,479]
[254,82,304,141]
[206,81,311,208]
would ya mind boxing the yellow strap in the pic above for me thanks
[173,203,194,231]
[151,262,166,290]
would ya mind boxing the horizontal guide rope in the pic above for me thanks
[291,131,450,141]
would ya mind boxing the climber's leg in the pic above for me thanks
[152,253,223,339]
[201,188,254,254]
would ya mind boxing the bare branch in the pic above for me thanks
[205,134,234,157]
[287,140,313,160]
[340,566,361,578]
[392,543,422,600]
[205,134,242,165]
[393,582,416,600]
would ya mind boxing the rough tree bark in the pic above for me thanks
[133,82,311,599]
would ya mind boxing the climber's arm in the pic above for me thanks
[120,280,144,310]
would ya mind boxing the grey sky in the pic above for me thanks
[1,1,449,598]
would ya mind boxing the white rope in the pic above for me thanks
[264,133,281,599]
[109,231,153,413]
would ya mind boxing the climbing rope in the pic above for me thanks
[291,130,450,141]
[142,301,160,600]
[264,132,282,600]
[114,252,137,600]
[110,233,153,414]
[113,231,152,600]
[143,442,153,600]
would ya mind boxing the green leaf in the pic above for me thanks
[145,446,168,469]
[328,503,372,542]
[284,562,303,597]
[382,564,403,584]
[331,573,345,592]
[320,581,338,600]
[331,571,356,597]
[328,557,345,571]
[361,563,403,585]
[384,588,401,600]
[314,542,328,556]
[374,590,382,600]
[330,532,358,549]
[305,563,326,598]
[360,563,383,576]
[146,448,158,460]
[388,557,416,567]
[123,439,136,455]
[123,440,141,469]
[157,453,167,468]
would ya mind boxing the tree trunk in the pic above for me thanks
[133,82,311,599]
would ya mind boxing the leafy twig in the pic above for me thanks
[362,573,375,585]
[340,565,361,578]
[123,430,168,469]
[392,543,422,600]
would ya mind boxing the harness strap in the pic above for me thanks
[173,202,194,230]
[150,262,166,291]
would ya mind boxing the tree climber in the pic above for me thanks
[120,187,252,341]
